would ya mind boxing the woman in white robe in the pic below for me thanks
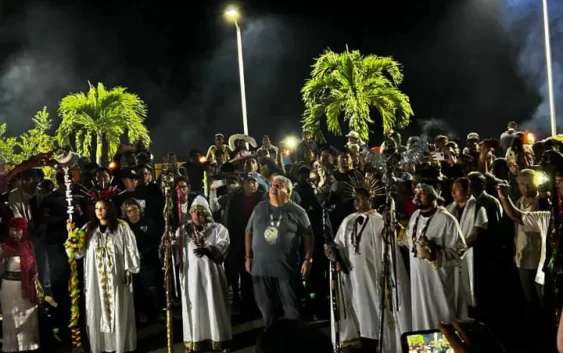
[67,199,140,353]
[179,196,232,353]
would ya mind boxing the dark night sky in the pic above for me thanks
[0,0,544,160]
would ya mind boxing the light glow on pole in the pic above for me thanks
[225,7,249,137]
[542,0,557,137]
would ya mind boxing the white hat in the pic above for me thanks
[189,196,213,220]
[346,131,360,139]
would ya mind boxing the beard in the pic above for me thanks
[414,198,430,209]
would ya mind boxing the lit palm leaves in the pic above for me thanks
[301,48,414,143]
[57,82,151,165]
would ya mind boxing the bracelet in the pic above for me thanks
[245,256,252,260]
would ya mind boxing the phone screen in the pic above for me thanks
[401,329,452,353]
[431,152,445,161]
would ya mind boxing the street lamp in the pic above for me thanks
[542,0,557,137]
[225,7,249,137]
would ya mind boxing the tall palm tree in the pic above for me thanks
[301,48,414,143]
[57,82,151,165]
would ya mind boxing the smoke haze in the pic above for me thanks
[500,0,563,135]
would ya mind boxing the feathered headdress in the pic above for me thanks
[345,175,383,200]
[87,186,121,202]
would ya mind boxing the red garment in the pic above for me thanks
[243,193,260,219]
[402,198,417,218]
[3,217,37,305]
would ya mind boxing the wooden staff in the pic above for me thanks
[62,166,86,353]
[160,156,179,353]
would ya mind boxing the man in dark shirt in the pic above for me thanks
[500,121,518,156]
[183,150,206,195]
[245,175,313,328]
[224,173,263,314]
[113,168,146,218]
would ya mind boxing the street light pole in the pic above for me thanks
[542,0,557,137]
[234,20,249,136]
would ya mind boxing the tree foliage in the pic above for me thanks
[57,82,151,165]
[301,48,414,142]
[0,123,19,163]
[16,106,55,161]
[0,107,56,165]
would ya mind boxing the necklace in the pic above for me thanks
[351,215,369,254]
[411,208,437,258]
[264,206,283,245]
[190,223,211,248]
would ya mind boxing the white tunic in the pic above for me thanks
[180,222,232,351]
[81,221,141,353]
[446,197,488,308]
[0,256,40,352]
[404,207,466,330]
[332,211,410,352]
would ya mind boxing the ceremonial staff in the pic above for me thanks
[61,161,86,353]
[377,138,400,353]
[318,192,349,353]
[160,154,180,353]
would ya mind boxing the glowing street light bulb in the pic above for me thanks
[225,8,240,21]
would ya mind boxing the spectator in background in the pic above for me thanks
[500,121,518,155]
[183,150,207,195]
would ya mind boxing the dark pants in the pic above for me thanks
[226,248,254,307]
[45,242,71,338]
[252,275,301,328]
[134,266,163,325]
[519,268,544,309]
[306,254,329,318]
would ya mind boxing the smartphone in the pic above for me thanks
[401,329,450,353]
[484,139,500,149]
[211,180,226,189]
[431,152,445,161]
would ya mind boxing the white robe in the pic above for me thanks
[180,222,232,351]
[0,256,40,352]
[446,197,488,308]
[332,211,410,352]
[404,207,466,330]
[81,221,141,353]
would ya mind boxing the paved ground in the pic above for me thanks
[0,308,547,353]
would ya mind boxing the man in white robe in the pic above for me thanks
[446,177,488,315]
[404,181,467,330]
[179,196,232,353]
[330,187,410,353]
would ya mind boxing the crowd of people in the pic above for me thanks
[0,121,561,353]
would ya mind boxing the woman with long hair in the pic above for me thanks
[0,217,40,352]
[67,198,141,353]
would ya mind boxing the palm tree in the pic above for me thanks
[301,48,414,143]
[57,82,151,165]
